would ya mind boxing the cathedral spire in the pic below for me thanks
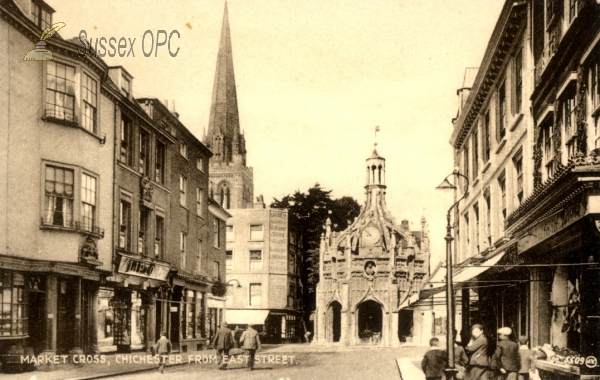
[205,2,246,166]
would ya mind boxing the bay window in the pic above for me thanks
[0,272,27,337]
[45,62,100,134]
[46,61,76,123]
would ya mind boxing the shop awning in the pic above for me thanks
[225,309,270,325]
[405,251,507,307]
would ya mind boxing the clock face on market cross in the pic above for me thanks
[361,226,381,246]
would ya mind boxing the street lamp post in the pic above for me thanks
[226,279,242,288]
[436,171,469,380]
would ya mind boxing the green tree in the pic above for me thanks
[271,184,361,331]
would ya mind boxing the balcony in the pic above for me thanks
[43,109,79,128]
[40,217,76,230]
[77,221,105,239]
[40,218,104,238]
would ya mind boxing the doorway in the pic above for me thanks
[398,309,413,342]
[57,279,75,354]
[357,300,382,344]
[325,301,342,343]
[29,291,45,354]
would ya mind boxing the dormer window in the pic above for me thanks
[30,0,52,30]
[121,76,131,98]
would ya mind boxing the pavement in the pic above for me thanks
[396,357,426,380]
[2,343,430,380]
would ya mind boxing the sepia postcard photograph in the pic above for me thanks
[1,0,600,379]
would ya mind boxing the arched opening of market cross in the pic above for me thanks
[325,301,342,343]
[356,299,383,344]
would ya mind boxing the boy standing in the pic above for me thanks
[422,337,447,380]
[156,332,172,374]
[518,336,532,380]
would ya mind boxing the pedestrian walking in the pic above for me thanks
[495,327,520,380]
[156,331,172,374]
[231,326,239,348]
[465,324,496,380]
[421,337,447,380]
[212,321,234,370]
[239,323,262,371]
[517,336,532,380]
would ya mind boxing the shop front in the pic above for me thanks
[171,273,212,353]
[514,215,600,380]
[107,252,172,353]
[263,311,302,344]
[503,167,600,380]
[0,258,106,372]
[205,295,226,344]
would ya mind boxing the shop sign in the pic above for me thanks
[207,298,224,308]
[517,201,585,253]
[117,254,170,281]
[269,209,288,274]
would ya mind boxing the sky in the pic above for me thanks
[51,0,505,266]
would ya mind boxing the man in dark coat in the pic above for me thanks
[212,321,234,370]
[465,324,495,380]
[496,327,520,380]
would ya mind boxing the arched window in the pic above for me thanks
[217,183,231,209]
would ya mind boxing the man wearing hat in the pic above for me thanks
[212,321,234,370]
[240,323,262,371]
[496,327,520,380]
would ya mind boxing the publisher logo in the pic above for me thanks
[585,356,598,368]
[24,22,65,61]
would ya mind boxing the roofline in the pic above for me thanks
[136,98,213,157]
[449,0,527,150]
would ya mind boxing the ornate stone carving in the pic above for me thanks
[533,139,543,187]
[81,236,103,266]
[141,176,154,203]
[576,66,587,154]
[362,261,376,282]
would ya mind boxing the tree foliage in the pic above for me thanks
[271,183,361,326]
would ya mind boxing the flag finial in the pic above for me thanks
[374,125,380,148]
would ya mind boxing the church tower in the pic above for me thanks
[205,3,253,209]
[313,146,430,347]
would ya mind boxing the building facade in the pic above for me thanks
[224,199,303,343]
[0,0,116,359]
[448,1,600,379]
[0,0,229,365]
[205,197,230,343]
[313,149,430,347]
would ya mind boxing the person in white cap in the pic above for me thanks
[496,327,519,380]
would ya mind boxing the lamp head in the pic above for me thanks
[435,178,456,191]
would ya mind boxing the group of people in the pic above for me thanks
[422,325,532,380]
[152,322,262,374]
[212,321,262,371]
